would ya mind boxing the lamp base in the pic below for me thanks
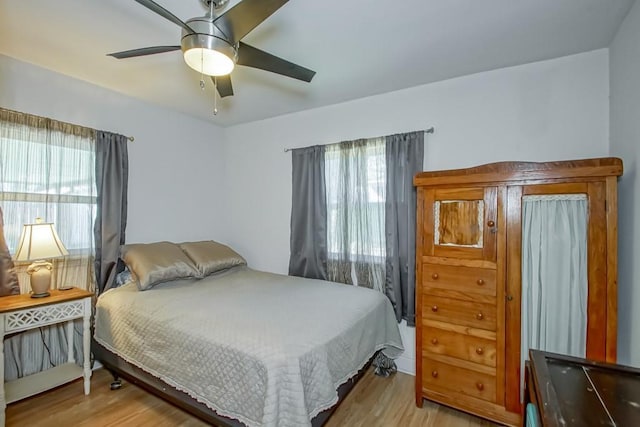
[27,260,54,298]
[30,292,51,299]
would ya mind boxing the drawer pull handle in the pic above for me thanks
[431,306,439,312]
[477,279,485,286]
[475,347,484,355]
[431,338,438,345]
[476,312,484,320]
[431,370,438,378]
[476,382,484,391]
[487,220,495,227]
[431,273,439,280]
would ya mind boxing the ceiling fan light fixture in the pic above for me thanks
[184,47,235,76]
[182,33,236,76]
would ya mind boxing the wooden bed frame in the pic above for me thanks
[92,339,371,426]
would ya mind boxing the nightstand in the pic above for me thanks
[0,288,92,426]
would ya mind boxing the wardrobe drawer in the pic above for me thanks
[422,296,496,331]
[423,263,496,302]
[423,324,497,367]
[422,356,497,403]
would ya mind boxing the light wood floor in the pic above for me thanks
[6,367,498,426]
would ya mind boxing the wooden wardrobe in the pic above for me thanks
[413,158,622,426]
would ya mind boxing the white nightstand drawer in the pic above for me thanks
[4,300,85,334]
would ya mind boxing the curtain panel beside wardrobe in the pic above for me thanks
[521,195,588,364]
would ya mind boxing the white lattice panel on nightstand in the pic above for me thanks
[5,301,85,333]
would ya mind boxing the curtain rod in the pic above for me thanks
[1,106,135,142]
[283,127,434,153]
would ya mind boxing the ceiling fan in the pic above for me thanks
[108,0,316,99]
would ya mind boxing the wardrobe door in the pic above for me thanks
[422,187,498,263]
[505,181,608,412]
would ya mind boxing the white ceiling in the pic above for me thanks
[0,0,634,127]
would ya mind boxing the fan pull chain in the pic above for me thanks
[210,0,221,118]
[213,77,218,115]
[199,50,205,90]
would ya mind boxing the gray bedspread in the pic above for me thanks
[94,267,404,427]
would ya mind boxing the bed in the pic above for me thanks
[93,241,404,427]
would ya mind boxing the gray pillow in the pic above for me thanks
[179,240,246,277]
[120,242,199,291]
[0,207,20,296]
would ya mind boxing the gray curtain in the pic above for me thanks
[385,131,424,325]
[288,145,328,280]
[94,131,128,294]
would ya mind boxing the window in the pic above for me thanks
[0,110,97,297]
[324,137,386,289]
[289,131,423,323]
[0,131,96,255]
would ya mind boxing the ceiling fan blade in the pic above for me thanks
[237,42,315,82]
[107,45,181,59]
[213,0,289,44]
[134,0,195,34]
[213,75,234,98]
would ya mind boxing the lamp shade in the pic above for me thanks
[14,219,68,261]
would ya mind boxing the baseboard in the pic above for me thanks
[397,321,415,376]
[396,356,415,376]
[92,360,103,371]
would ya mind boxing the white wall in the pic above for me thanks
[223,49,611,375]
[610,0,640,367]
[0,55,227,244]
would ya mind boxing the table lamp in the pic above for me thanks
[14,218,68,298]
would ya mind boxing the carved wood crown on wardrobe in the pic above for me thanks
[413,157,623,427]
